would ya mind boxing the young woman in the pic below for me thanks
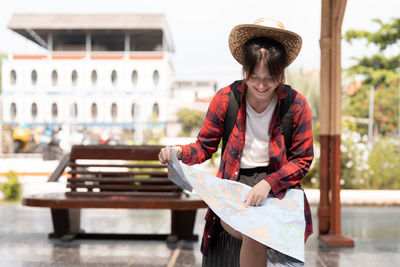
[159,18,313,267]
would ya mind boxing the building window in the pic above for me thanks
[111,70,117,85]
[131,103,135,119]
[153,103,159,118]
[131,70,138,86]
[10,103,17,120]
[31,70,38,85]
[51,103,58,119]
[10,70,17,85]
[153,70,159,87]
[91,70,97,85]
[111,103,117,120]
[91,33,124,51]
[71,70,78,86]
[51,70,58,86]
[31,103,38,119]
[71,103,78,119]
[91,103,97,120]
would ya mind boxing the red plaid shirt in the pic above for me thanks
[179,81,314,256]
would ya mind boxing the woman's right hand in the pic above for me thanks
[158,146,182,164]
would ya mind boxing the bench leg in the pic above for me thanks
[170,210,198,242]
[49,208,81,241]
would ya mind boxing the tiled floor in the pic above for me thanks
[0,204,399,266]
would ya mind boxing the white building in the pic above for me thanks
[1,14,217,148]
[2,14,176,144]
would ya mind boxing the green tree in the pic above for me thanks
[343,18,400,135]
[286,69,320,123]
[177,108,206,136]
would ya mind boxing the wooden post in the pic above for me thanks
[318,0,332,235]
[318,0,354,247]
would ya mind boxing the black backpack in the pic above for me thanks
[221,80,294,159]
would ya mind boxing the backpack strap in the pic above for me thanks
[280,85,294,159]
[221,82,294,160]
[222,80,241,156]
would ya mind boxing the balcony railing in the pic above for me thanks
[12,51,165,61]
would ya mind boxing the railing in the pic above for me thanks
[12,51,165,61]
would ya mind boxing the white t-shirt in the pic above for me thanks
[240,95,278,169]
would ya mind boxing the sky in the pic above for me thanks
[1,0,399,87]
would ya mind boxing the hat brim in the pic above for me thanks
[229,24,302,67]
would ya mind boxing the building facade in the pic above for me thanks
[2,14,180,146]
[1,14,217,151]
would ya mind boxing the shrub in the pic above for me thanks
[0,171,22,201]
[365,137,400,189]
[177,108,206,136]
[340,128,400,189]
[340,130,371,189]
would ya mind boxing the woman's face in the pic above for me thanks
[246,61,280,103]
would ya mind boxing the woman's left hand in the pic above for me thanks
[244,180,271,208]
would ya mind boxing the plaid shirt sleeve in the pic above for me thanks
[265,92,314,198]
[178,87,230,165]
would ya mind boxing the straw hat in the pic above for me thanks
[229,18,302,67]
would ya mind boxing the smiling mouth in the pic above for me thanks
[256,88,268,93]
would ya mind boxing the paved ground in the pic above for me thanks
[1,203,399,267]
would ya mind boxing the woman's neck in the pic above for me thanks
[246,90,276,113]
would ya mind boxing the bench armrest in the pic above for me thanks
[48,153,70,182]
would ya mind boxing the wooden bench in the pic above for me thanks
[22,145,207,242]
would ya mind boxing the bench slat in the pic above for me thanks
[70,163,167,169]
[68,177,173,184]
[24,192,207,209]
[68,170,168,177]
[65,191,183,198]
[67,184,181,191]
[70,145,163,161]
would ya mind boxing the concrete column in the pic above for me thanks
[124,33,130,58]
[47,33,53,51]
[86,33,91,58]
[47,33,53,60]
